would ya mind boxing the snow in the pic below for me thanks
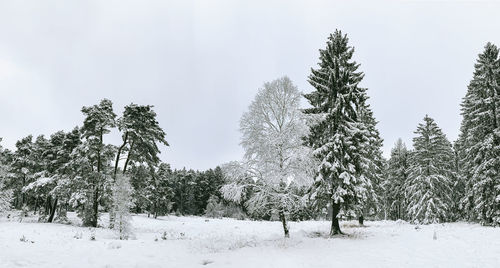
[1,213,499,267]
[23,177,54,191]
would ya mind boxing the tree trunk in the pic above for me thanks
[48,197,58,223]
[330,201,342,236]
[279,211,290,238]
[46,196,51,215]
[123,139,135,174]
[94,130,103,228]
[92,186,99,227]
[21,175,26,208]
[358,215,364,226]
[114,132,128,178]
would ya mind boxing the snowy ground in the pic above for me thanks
[0,213,499,268]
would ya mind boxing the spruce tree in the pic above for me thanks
[304,30,371,235]
[406,116,454,224]
[449,141,465,221]
[356,101,385,224]
[145,163,174,218]
[458,43,500,225]
[384,139,410,220]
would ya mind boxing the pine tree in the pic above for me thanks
[193,168,225,215]
[112,174,134,240]
[171,168,197,215]
[0,140,13,212]
[8,136,35,209]
[114,104,168,177]
[406,116,454,224]
[80,99,117,227]
[449,141,465,221]
[146,163,174,218]
[458,43,500,225]
[304,30,372,235]
[384,139,410,220]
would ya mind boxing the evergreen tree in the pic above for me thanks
[304,30,371,235]
[384,139,410,220]
[171,168,197,215]
[7,136,35,209]
[458,43,500,225]
[110,103,168,227]
[114,104,169,176]
[356,101,385,224]
[146,163,174,218]
[23,134,56,219]
[80,99,117,227]
[193,168,225,215]
[129,164,151,213]
[0,139,13,212]
[50,128,82,222]
[406,116,454,224]
[449,141,465,221]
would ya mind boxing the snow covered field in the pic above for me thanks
[0,213,499,268]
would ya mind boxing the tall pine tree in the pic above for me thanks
[406,116,454,224]
[384,139,410,220]
[356,100,385,224]
[304,30,372,235]
[80,99,116,227]
[458,43,500,225]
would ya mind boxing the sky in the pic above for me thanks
[1,0,500,170]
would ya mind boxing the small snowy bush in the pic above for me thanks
[107,241,122,249]
[19,235,28,242]
[0,189,13,213]
[112,175,134,240]
[160,230,186,240]
[204,195,224,218]
[19,235,33,243]
[221,204,247,220]
[17,205,29,222]
[73,231,83,239]
[89,228,96,241]
[55,209,69,224]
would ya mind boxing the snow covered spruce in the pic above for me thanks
[303,30,385,235]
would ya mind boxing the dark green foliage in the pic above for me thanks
[384,139,410,220]
[304,30,374,235]
[115,103,169,176]
[80,99,117,227]
[406,116,454,224]
[458,43,500,225]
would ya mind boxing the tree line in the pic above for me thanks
[220,30,500,237]
[0,100,225,231]
[1,29,499,238]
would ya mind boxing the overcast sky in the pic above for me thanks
[1,0,500,170]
